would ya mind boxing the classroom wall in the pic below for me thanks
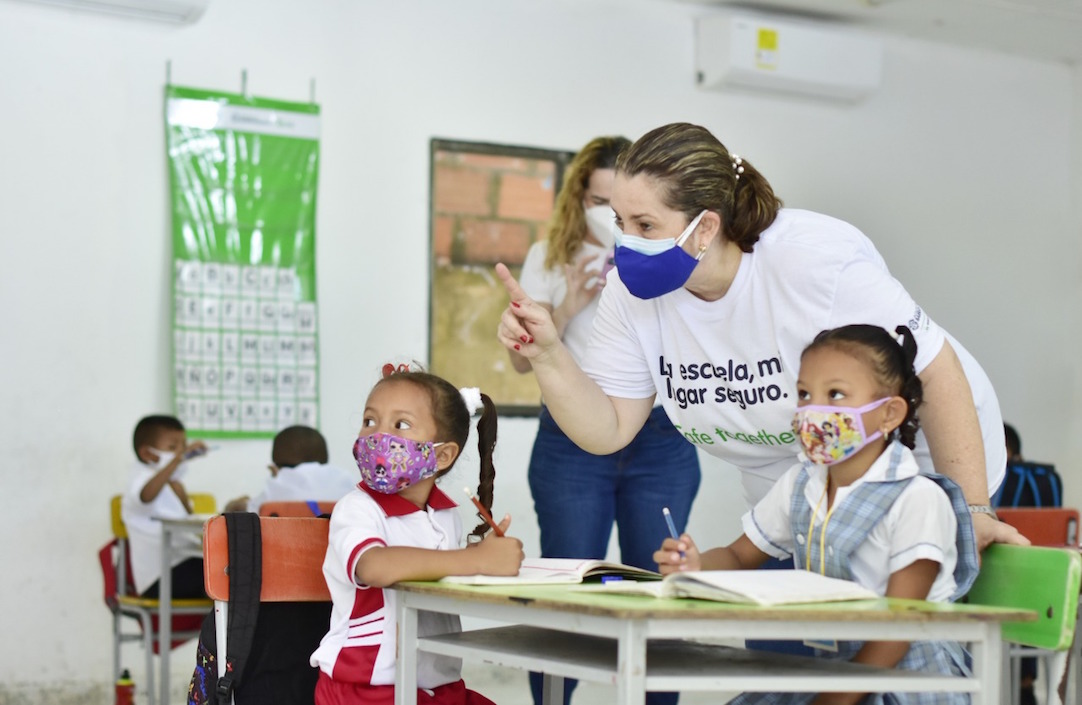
[0,0,1077,700]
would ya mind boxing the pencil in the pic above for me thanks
[662,506,685,559]
[464,487,505,537]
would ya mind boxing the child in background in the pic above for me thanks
[656,325,980,705]
[121,414,209,598]
[223,425,357,514]
[310,367,523,705]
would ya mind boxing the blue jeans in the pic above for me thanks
[527,405,701,705]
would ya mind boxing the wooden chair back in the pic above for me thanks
[203,515,331,602]
[964,543,1082,650]
[996,507,1079,547]
[258,500,336,517]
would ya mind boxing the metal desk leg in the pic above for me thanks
[541,673,565,705]
[159,524,173,705]
[970,622,1004,705]
[615,620,648,705]
[396,599,419,705]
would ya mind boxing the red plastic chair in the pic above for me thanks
[997,507,1079,546]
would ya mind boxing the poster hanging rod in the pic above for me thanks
[163,62,318,103]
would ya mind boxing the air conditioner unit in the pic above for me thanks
[18,0,209,23]
[695,13,883,102]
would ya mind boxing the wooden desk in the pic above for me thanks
[391,582,1034,705]
[157,514,212,705]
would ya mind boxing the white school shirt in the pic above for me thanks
[120,460,202,594]
[247,461,358,515]
[310,485,463,687]
[518,239,609,364]
[581,208,1005,505]
[742,443,959,602]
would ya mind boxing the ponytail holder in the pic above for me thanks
[731,154,745,180]
[459,387,483,417]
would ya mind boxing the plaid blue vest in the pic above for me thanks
[790,442,979,602]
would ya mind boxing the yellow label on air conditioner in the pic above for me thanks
[756,27,779,70]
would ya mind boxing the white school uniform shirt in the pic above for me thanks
[246,461,358,515]
[310,485,463,687]
[581,208,1005,506]
[742,444,960,602]
[120,460,202,594]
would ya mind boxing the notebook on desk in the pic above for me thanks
[440,557,661,586]
[572,569,878,606]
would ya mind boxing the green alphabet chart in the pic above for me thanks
[166,85,321,438]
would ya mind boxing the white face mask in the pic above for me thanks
[584,205,616,248]
[148,448,188,480]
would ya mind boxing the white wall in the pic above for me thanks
[0,0,1077,700]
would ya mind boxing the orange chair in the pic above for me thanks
[997,507,1079,546]
[257,500,336,517]
[203,515,331,703]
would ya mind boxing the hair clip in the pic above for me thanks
[381,362,412,378]
[459,387,483,417]
[731,154,745,180]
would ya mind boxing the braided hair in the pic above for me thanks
[803,324,923,448]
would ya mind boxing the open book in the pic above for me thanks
[573,569,878,606]
[441,557,662,586]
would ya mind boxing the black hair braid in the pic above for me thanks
[468,392,499,540]
[893,325,924,449]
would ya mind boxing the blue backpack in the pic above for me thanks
[992,462,1062,508]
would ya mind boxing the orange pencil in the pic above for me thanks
[463,487,504,537]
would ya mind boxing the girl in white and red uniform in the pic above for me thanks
[310,366,523,705]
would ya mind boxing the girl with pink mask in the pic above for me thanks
[310,366,524,705]
[655,324,979,705]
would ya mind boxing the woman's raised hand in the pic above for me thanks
[495,263,560,359]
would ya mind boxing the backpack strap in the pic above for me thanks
[216,512,262,705]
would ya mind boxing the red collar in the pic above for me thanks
[360,483,458,516]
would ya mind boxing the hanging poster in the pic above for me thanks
[166,85,321,438]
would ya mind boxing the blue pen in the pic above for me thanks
[662,507,685,559]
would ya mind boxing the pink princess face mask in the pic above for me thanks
[353,432,442,494]
[792,398,891,466]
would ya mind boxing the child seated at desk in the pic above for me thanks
[656,325,980,705]
[223,425,356,514]
[310,365,524,705]
[121,414,209,599]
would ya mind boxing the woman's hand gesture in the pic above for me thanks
[495,263,560,361]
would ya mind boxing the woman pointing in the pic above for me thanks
[497,122,1024,550]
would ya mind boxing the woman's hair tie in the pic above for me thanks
[731,154,745,180]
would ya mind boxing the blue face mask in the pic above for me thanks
[614,211,707,299]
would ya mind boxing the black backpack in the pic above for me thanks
[188,512,331,705]
[992,461,1063,508]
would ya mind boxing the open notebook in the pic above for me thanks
[573,569,879,606]
[441,557,661,586]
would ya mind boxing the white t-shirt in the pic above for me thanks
[518,239,609,363]
[247,461,358,515]
[742,443,960,602]
[582,208,1005,505]
[310,485,463,688]
[120,460,202,594]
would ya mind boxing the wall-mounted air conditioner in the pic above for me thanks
[695,13,883,102]
[18,0,209,23]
